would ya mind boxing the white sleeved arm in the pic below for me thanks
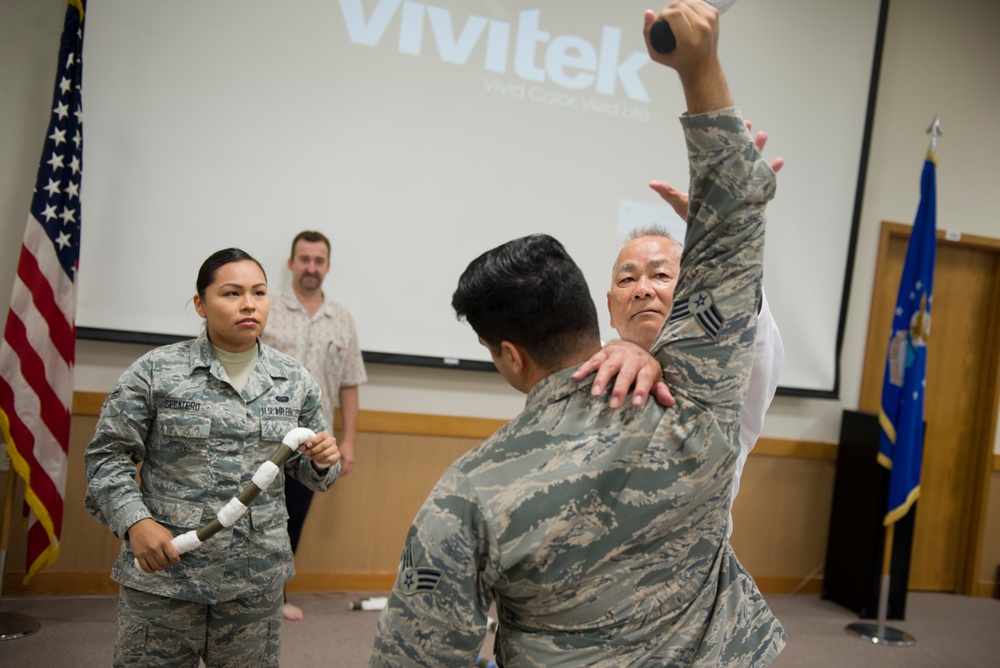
[729,291,784,536]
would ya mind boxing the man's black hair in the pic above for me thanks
[451,234,599,370]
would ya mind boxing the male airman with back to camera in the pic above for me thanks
[371,2,787,665]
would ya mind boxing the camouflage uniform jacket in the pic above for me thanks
[84,327,338,604]
[370,108,786,667]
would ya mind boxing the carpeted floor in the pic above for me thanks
[1,590,998,666]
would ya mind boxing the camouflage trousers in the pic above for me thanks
[114,585,283,667]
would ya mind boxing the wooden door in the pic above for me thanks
[859,222,1000,594]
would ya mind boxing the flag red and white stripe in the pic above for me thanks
[0,0,85,583]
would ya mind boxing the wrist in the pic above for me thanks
[680,60,731,114]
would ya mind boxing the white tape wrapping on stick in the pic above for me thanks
[134,426,318,570]
[217,497,248,527]
[282,426,319,459]
[252,460,281,489]
[283,426,328,469]
[172,530,202,555]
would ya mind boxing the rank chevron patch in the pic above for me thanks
[399,543,443,595]
[668,290,723,338]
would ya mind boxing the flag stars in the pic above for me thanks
[46,152,65,171]
[49,128,67,146]
[66,52,75,68]
[66,181,80,199]
[55,231,72,250]
[69,155,81,175]
[72,130,82,150]
[41,204,59,222]
[59,207,77,226]
[59,76,72,94]
[54,101,69,119]
[43,178,62,197]
[74,107,83,124]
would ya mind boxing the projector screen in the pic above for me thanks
[78,0,883,395]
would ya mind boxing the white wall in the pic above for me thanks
[838,0,1000,452]
[773,0,1000,450]
[3,0,999,451]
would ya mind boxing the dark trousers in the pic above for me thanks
[284,475,314,555]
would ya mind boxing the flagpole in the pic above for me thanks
[876,523,894,639]
[847,116,941,648]
[846,523,915,645]
[0,466,41,641]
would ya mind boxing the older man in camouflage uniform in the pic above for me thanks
[370,3,786,666]
[85,323,337,665]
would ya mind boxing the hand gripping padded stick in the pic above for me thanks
[649,19,678,54]
[134,427,317,570]
[649,0,739,54]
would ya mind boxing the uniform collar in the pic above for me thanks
[189,324,289,381]
[523,364,592,412]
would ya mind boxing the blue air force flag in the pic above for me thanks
[877,153,937,526]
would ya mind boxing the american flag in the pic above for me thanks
[0,0,85,583]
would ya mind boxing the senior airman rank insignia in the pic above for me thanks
[399,543,442,595]
[668,290,723,338]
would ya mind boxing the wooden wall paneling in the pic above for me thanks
[730,454,836,594]
[7,393,996,597]
[292,432,483,574]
